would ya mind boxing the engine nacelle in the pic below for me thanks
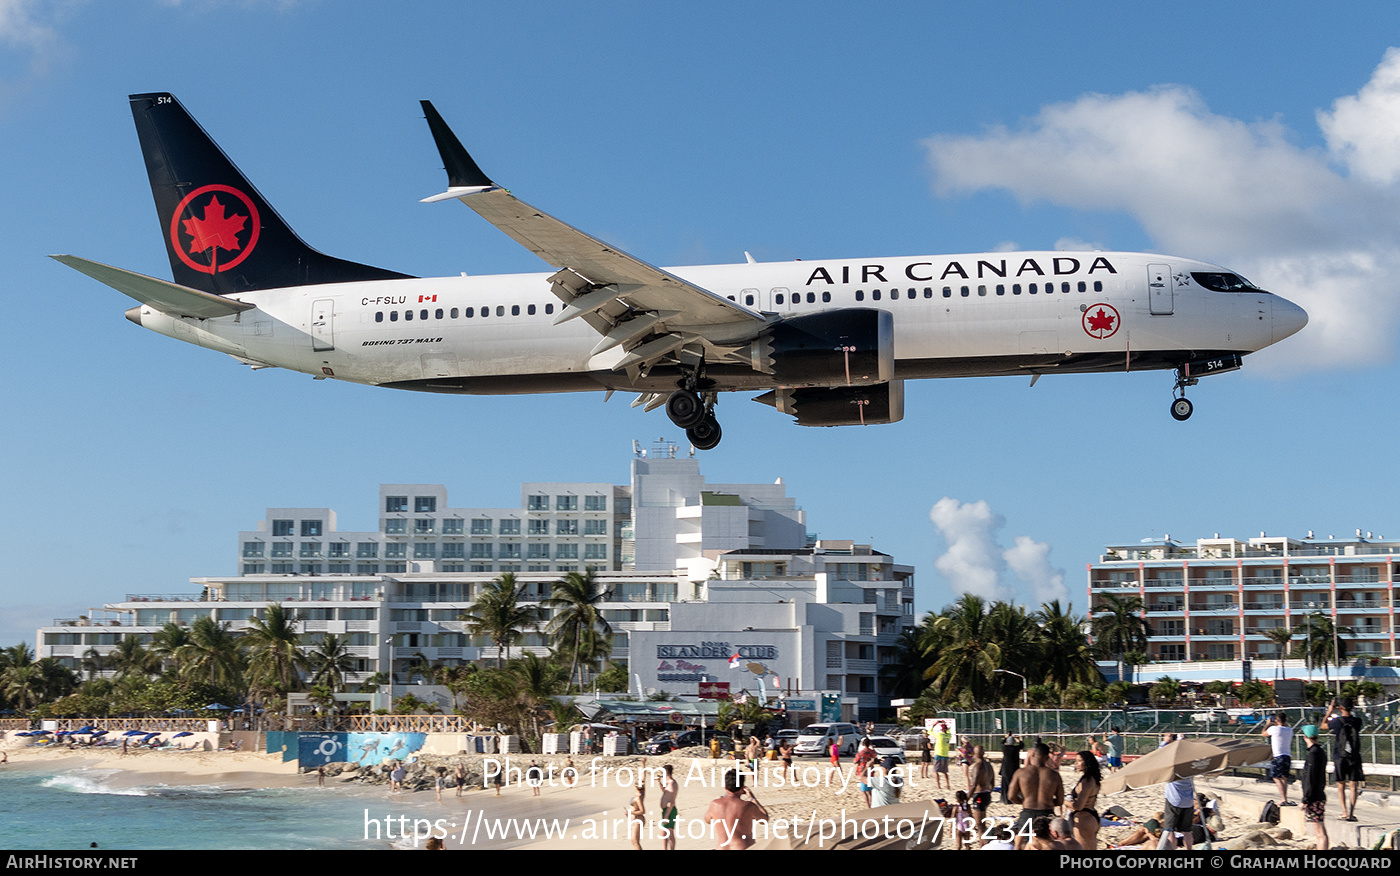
[750,309,894,387]
[754,380,905,427]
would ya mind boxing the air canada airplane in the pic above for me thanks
[56,93,1308,449]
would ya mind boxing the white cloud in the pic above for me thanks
[928,497,1067,605]
[924,49,1400,371]
[0,0,71,98]
[1003,535,1068,606]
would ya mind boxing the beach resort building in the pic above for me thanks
[35,441,910,718]
[1088,531,1400,664]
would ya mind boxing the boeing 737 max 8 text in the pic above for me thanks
[54,93,1308,449]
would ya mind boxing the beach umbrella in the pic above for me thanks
[172,731,192,738]
[91,730,108,737]
[1101,737,1271,794]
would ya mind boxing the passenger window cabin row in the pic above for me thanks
[374,279,1108,322]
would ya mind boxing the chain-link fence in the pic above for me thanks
[940,699,1400,764]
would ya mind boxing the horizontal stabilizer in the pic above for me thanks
[52,255,255,318]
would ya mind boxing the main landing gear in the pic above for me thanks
[665,380,722,450]
[1170,365,1197,421]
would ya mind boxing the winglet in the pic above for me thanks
[420,100,494,188]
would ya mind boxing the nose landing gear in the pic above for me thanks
[1170,365,1198,421]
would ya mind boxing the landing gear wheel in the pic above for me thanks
[687,414,723,450]
[1171,397,1194,421]
[665,390,705,429]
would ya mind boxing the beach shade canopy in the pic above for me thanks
[90,730,108,737]
[205,703,231,710]
[172,731,192,738]
[1102,737,1271,794]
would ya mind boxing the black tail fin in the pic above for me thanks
[129,92,413,294]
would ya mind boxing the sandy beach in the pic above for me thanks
[0,741,1348,850]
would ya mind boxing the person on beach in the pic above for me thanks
[1261,712,1294,807]
[968,744,994,845]
[1104,728,1123,772]
[869,756,901,808]
[932,722,951,790]
[780,739,795,781]
[563,755,578,788]
[919,733,932,779]
[527,760,543,797]
[957,737,974,788]
[1300,724,1329,850]
[704,769,769,850]
[1066,750,1101,850]
[745,735,761,772]
[454,761,467,798]
[628,783,646,850]
[854,738,876,807]
[1325,698,1364,822]
[491,764,504,796]
[657,763,679,850]
[434,767,445,801]
[317,764,326,787]
[828,738,842,779]
[1000,733,1022,804]
[1156,776,1196,851]
[391,762,406,792]
[1008,742,1063,850]
[1049,816,1082,850]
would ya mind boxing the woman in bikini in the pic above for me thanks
[1066,749,1103,850]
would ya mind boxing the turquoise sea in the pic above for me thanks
[0,765,425,851]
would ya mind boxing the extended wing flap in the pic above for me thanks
[52,255,254,319]
[418,101,761,335]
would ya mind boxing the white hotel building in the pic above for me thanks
[37,442,911,715]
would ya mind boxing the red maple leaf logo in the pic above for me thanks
[1087,308,1116,333]
[182,196,247,256]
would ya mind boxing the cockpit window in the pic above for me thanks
[1191,272,1259,292]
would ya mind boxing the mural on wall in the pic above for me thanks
[296,732,427,769]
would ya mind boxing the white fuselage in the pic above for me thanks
[128,250,1305,394]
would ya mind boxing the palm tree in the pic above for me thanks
[461,573,543,668]
[1263,627,1293,678]
[80,647,107,682]
[1035,600,1102,689]
[1090,593,1153,683]
[107,636,160,681]
[544,569,613,690]
[308,633,355,693]
[987,601,1041,698]
[245,603,306,695]
[924,594,1001,703]
[1291,613,1352,690]
[178,616,244,689]
[1,644,41,711]
[149,622,194,677]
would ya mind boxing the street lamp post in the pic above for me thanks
[995,669,1028,737]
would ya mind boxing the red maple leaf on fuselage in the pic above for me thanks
[1087,308,1116,333]
[182,196,247,256]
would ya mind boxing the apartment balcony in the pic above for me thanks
[1187,603,1239,614]
[1145,603,1183,613]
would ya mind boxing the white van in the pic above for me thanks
[794,722,860,757]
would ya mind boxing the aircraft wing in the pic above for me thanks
[419,101,764,376]
[51,254,255,319]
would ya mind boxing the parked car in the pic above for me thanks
[865,735,907,764]
[794,722,861,757]
[644,729,733,755]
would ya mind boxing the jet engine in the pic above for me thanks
[749,309,894,387]
[753,380,905,427]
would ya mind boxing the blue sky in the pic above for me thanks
[4,2,1400,648]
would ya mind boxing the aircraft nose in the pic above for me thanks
[1272,297,1308,344]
